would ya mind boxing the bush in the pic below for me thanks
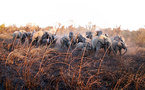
[131,28,145,47]
[0,24,6,33]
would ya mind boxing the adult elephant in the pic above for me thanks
[109,38,127,56]
[41,33,57,46]
[68,32,78,49]
[10,30,30,51]
[76,34,86,43]
[12,30,28,44]
[60,36,71,49]
[86,31,92,39]
[26,30,36,44]
[72,42,93,56]
[96,31,102,36]
[91,35,115,56]
[31,30,46,47]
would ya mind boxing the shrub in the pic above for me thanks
[0,24,6,33]
[131,28,145,47]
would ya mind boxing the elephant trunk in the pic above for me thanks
[122,47,127,55]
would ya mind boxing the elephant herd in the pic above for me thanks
[12,30,127,56]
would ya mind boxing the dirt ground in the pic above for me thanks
[0,33,145,89]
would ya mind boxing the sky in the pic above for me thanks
[0,0,145,30]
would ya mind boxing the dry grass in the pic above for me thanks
[0,26,145,89]
[0,37,145,90]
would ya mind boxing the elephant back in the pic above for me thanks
[97,35,107,44]
[32,30,44,41]
[13,31,22,38]
[33,31,44,38]
[96,31,102,36]
[19,30,26,33]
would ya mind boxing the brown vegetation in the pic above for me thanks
[0,24,145,89]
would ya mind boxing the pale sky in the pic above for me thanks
[0,0,145,30]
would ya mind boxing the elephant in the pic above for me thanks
[86,31,93,39]
[12,30,28,44]
[31,30,57,47]
[46,33,58,46]
[25,31,35,44]
[72,42,93,56]
[111,35,125,42]
[59,32,78,50]
[31,30,46,47]
[76,34,86,43]
[68,32,78,48]
[40,33,57,47]
[91,35,116,56]
[41,38,50,45]
[60,36,71,49]
[109,38,127,56]
[74,42,92,51]
[69,32,74,39]
[49,34,57,44]
[96,31,102,36]
[10,30,30,51]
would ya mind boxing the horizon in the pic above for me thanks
[0,0,145,31]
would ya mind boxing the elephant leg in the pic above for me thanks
[28,38,32,44]
[115,46,119,54]
[21,38,25,44]
[111,46,116,55]
[11,37,17,50]
[61,43,64,49]
[36,39,40,48]
[95,47,100,57]
[104,45,107,52]
[108,47,112,55]
[119,49,122,56]
[32,40,35,46]
[36,42,39,48]
[95,42,101,57]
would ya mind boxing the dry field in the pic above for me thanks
[0,31,145,90]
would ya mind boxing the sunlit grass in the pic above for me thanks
[0,25,145,89]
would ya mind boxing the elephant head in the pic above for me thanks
[96,31,102,36]
[117,41,127,55]
[76,34,86,43]
[86,31,92,39]
[60,36,71,49]
[113,35,125,42]
[69,32,74,39]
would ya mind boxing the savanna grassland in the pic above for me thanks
[0,24,145,90]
